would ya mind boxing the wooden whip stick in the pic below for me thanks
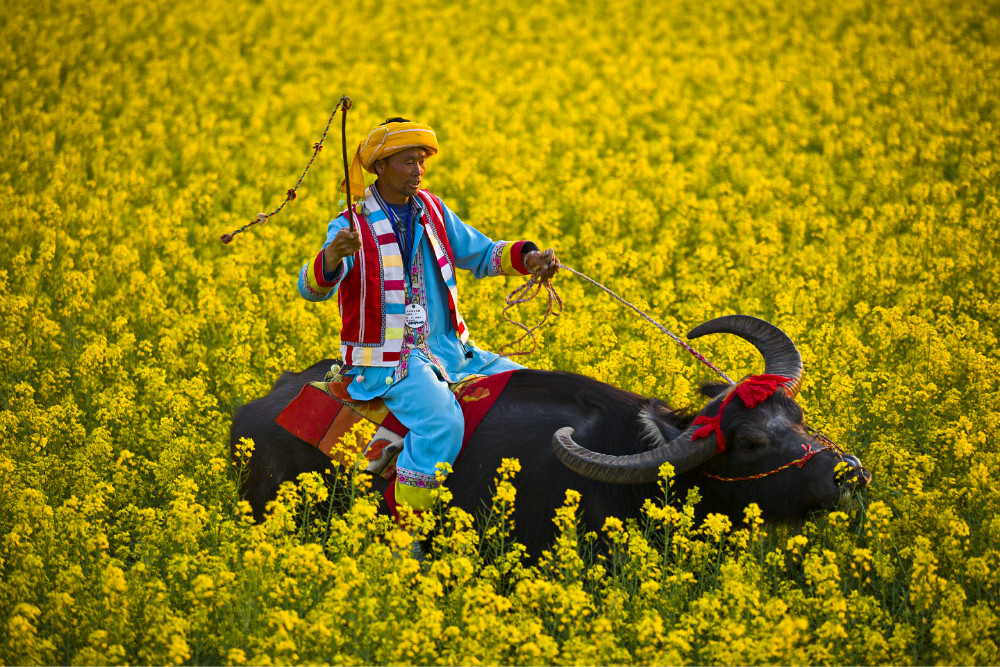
[339,96,357,232]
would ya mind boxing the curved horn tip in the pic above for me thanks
[551,426,580,460]
[686,314,775,340]
[554,426,575,440]
[683,314,804,398]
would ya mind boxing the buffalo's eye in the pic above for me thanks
[742,437,768,451]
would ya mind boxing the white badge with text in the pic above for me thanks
[405,303,428,328]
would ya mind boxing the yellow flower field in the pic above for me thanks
[2,0,999,663]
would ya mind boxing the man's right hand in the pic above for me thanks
[323,228,362,268]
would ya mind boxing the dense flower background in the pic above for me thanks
[2,0,998,663]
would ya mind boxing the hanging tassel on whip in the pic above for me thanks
[221,95,355,244]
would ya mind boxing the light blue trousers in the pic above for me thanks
[384,350,522,491]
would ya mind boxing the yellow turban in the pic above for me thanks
[341,121,439,197]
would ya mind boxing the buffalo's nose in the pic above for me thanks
[839,454,872,488]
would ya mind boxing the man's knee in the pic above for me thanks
[431,402,464,437]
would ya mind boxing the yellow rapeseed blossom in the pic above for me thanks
[3,0,1000,663]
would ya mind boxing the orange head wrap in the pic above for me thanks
[341,120,439,197]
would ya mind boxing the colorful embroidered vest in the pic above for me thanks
[338,187,469,367]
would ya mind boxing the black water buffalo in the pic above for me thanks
[230,315,870,557]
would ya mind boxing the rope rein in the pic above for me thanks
[501,262,734,383]
[556,263,735,384]
[503,262,847,481]
[496,272,563,357]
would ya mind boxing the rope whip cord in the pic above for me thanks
[221,96,353,244]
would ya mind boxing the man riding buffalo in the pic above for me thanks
[231,315,872,557]
[297,117,558,514]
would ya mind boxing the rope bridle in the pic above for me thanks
[502,263,847,481]
[703,443,826,482]
[703,429,847,482]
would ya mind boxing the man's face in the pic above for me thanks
[375,147,428,204]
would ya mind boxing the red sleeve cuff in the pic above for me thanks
[309,249,338,292]
[514,240,541,275]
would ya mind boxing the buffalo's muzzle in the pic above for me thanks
[838,453,872,488]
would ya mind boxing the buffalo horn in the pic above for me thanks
[687,314,803,398]
[551,315,804,484]
[553,423,721,484]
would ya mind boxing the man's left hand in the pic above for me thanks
[524,248,559,281]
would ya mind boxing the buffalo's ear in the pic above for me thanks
[700,382,731,398]
[639,401,687,449]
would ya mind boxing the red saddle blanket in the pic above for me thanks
[275,369,516,474]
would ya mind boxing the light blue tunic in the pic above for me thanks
[298,193,526,486]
